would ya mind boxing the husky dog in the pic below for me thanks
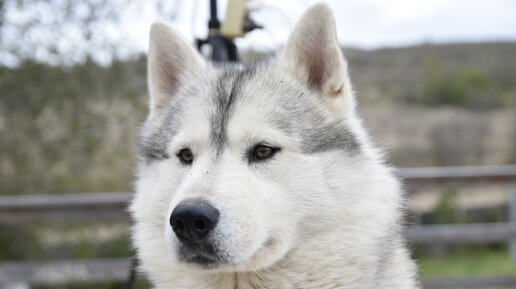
[130,3,419,289]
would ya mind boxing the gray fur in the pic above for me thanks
[210,65,257,155]
[276,91,360,154]
[135,125,172,162]
[211,64,262,155]
[301,121,360,153]
[137,62,360,162]
[136,103,183,162]
[260,73,361,154]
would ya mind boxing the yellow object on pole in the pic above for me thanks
[221,0,246,38]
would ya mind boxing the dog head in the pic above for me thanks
[131,3,370,273]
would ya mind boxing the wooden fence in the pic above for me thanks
[1,165,516,288]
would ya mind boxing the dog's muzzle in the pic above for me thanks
[169,199,223,267]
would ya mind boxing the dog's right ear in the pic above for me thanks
[279,3,354,114]
[147,23,206,116]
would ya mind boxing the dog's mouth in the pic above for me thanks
[177,243,225,269]
[184,254,219,267]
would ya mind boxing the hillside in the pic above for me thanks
[1,42,515,195]
[344,42,516,106]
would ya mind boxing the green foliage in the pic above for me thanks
[430,188,505,225]
[0,225,45,260]
[0,58,147,195]
[433,189,462,224]
[344,43,516,108]
[446,69,491,104]
[418,58,512,108]
[419,57,444,105]
[419,246,516,277]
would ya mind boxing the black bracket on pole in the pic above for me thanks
[197,0,239,62]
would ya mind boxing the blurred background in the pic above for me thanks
[0,0,515,288]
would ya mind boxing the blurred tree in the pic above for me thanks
[0,57,148,195]
[419,57,445,105]
[446,68,492,106]
[418,59,507,108]
[0,0,182,66]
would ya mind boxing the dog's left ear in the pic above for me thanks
[280,3,352,107]
[147,22,206,116]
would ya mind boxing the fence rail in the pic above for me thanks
[0,192,130,223]
[1,165,516,288]
[397,164,516,181]
[0,259,131,285]
[408,222,516,244]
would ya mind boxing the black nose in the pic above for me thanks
[170,200,219,243]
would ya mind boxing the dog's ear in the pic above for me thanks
[147,22,206,115]
[280,3,352,105]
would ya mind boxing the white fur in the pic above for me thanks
[131,3,419,288]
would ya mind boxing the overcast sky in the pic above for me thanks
[159,0,516,52]
[3,0,516,66]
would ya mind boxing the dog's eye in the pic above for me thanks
[250,144,280,162]
[177,148,194,164]
[255,146,273,159]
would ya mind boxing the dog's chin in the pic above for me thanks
[176,243,226,270]
[181,253,222,269]
[171,236,289,273]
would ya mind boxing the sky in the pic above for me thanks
[165,0,516,52]
[2,0,516,65]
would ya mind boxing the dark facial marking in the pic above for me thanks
[136,125,173,163]
[273,89,361,154]
[300,121,360,154]
[136,101,184,163]
[210,65,257,155]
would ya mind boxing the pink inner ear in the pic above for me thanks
[157,58,179,97]
[305,49,325,90]
[293,20,333,93]
[298,46,346,97]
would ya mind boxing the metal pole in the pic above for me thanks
[208,0,220,29]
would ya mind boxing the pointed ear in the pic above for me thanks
[147,22,206,115]
[280,4,350,99]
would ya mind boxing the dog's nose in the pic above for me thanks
[169,201,219,243]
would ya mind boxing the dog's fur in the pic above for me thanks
[130,3,419,288]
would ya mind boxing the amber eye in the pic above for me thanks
[251,145,279,162]
[178,148,194,164]
[254,146,273,159]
